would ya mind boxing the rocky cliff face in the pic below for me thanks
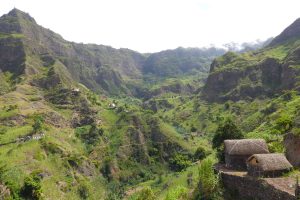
[0,10,25,76]
[284,133,300,167]
[203,19,300,102]
[0,9,227,97]
[4,9,143,94]
[203,58,281,101]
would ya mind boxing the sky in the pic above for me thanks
[0,0,300,53]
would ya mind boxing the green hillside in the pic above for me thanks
[0,9,220,200]
[1,8,300,200]
[203,18,300,101]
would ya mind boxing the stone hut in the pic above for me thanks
[224,139,269,170]
[247,153,292,177]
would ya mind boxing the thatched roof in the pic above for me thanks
[224,139,269,155]
[247,153,292,171]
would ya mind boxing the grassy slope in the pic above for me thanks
[2,59,300,199]
[0,67,212,199]
[3,10,300,199]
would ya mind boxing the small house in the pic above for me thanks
[247,153,292,177]
[224,139,269,170]
[72,88,80,95]
[108,103,116,109]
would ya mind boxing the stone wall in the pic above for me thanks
[284,133,300,167]
[221,172,296,200]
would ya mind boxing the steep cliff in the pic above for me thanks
[203,18,300,101]
[0,9,225,97]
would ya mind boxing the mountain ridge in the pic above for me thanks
[202,23,300,102]
[0,8,227,97]
[2,8,300,200]
[269,18,300,46]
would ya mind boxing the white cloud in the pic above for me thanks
[0,0,299,52]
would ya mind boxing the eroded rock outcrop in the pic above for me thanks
[284,133,300,167]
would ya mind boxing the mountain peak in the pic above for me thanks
[269,18,300,46]
[6,8,36,23]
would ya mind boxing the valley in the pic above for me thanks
[0,8,300,200]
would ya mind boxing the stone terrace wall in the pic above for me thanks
[284,133,300,167]
[221,172,296,200]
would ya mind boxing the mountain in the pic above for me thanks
[0,9,219,199]
[269,18,300,46]
[197,18,300,199]
[143,47,225,77]
[202,18,300,101]
[3,8,300,200]
[0,9,225,98]
[0,9,145,95]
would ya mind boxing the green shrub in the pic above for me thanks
[7,105,17,111]
[164,186,188,200]
[193,158,221,200]
[156,172,164,184]
[0,109,18,120]
[78,181,90,200]
[169,153,192,172]
[190,126,197,132]
[135,187,155,200]
[269,128,281,135]
[194,146,207,160]
[282,92,293,101]
[40,140,63,155]
[274,114,293,134]
[75,124,103,145]
[216,145,225,163]
[268,141,285,153]
[224,102,230,110]
[20,172,43,200]
[105,181,124,200]
[0,127,7,135]
[212,118,243,149]
[32,115,45,134]
[261,102,277,115]
[187,172,193,187]
[0,164,21,199]
[100,159,112,180]
[292,128,300,136]
[4,180,20,200]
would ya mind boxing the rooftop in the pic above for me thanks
[224,139,269,156]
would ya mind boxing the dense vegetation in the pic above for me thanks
[1,8,300,200]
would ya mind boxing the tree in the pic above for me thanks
[21,172,43,200]
[194,146,207,161]
[212,119,243,149]
[190,126,197,132]
[169,153,192,172]
[75,124,103,145]
[32,115,45,134]
[274,114,293,134]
